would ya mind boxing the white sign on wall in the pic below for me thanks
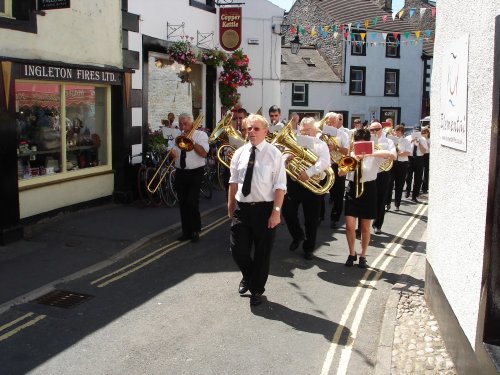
[439,34,469,151]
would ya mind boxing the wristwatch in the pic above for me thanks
[273,206,281,212]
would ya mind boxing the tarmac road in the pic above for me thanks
[0,199,427,375]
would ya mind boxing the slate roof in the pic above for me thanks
[315,0,414,32]
[281,46,341,82]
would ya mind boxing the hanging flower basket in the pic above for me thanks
[167,36,197,68]
[201,48,227,68]
[218,49,253,108]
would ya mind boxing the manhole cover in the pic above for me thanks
[34,290,93,309]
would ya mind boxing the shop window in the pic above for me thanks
[15,82,109,181]
[292,83,308,106]
[384,68,399,96]
[386,34,401,58]
[351,30,366,56]
[349,66,366,95]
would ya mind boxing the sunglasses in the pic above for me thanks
[247,126,262,132]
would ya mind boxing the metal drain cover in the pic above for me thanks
[34,290,93,309]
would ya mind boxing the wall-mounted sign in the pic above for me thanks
[20,64,122,85]
[439,34,469,151]
[219,7,242,51]
[38,0,71,10]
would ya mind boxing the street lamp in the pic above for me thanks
[290,29,302,55]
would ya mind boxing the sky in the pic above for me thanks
[268,0,405,13]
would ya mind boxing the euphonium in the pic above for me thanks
[147,114,203,193]
[317,115,343,164]
[208,109,234,145]
[209,110,246,169]
[375,143,394,172]
[271,122,335,195]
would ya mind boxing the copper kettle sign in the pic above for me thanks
[219,7,242,51]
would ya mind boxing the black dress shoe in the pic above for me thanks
[238,278,249,294]
[303,251,313,260]
[289,238,303,251]
[177,234,191,241]
[386,204,391,212]
[411,198,420,203]
[250,293,263,306]
[345,254,357,267]
[405,192,410,198]
[191,232,200,242]
[358,256,368,269]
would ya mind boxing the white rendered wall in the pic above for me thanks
[0,0,122,68]
[428,2,500,347]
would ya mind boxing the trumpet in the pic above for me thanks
[147,114,204,193]
[338,133,363,198]
[317,115,343,164]
[271,122,335,195]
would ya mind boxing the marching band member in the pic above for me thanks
[282,117,330,260]
[171,113,209,242]
[421,126,430,194]
[290,112,300,134]
[405,126,428,203]
[268,105,285,130]
[341,128,393,269]
[228,114,286,306]
[371,122,397,234]
[323,112,349,229]
[390,125,412,211]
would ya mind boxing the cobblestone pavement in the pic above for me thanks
[391,275,457,374]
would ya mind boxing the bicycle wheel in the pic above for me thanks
[161,168,177,207]
[200,170,213,199]
[137,164,152,206]
[145,167,163,206]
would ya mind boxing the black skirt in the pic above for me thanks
[344,180,377,219]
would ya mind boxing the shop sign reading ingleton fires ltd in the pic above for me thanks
[219,7,242,51]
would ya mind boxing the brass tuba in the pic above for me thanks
[375,143,394,172]
[147,114,204,193]
[271,122,335,195]
[317,115,344,164]
[209,110,246,169]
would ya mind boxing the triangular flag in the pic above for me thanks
[382,15,388,23]
[420,8,426,17]
[372,17,378,26]
[310,26,317,37]
[347,23,352,32]
[339,24,344,32]
[364,19,369,29]
[424,30,432,37]
[305,25,311,32]
[431,8,436,17]
[392,12,397,21]
[343,32,349,39]
[409,8,415,18]
[393,32,399,39]
[398,10,404,19]
[404,31,410,39]
[356,21,361,29]
[324,25,330,32]
[360,33,366,40]
[290,26,296,34]
[371,32,377,40]
[415,31,421,39]
[300,27,306,35]
[333,31,339,39]
[382,32,388,41]
[404,40,408,46]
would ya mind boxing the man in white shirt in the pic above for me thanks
[170,113,209,242]
[282,118,331,260]
[390,124,412,210]
[268,105,285,132]
[404,126,428,203]
[228,114,286,306]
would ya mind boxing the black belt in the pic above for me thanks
[176,166,204,172]
[237,201,273,207]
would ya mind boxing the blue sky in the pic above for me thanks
[269,0,405,13]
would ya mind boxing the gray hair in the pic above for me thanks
[178,113,193,122]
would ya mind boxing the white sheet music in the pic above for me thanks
[322,125,338,137]
[296,135,316,151]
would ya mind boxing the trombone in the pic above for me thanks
[146,114,204,193]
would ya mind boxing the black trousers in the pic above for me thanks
[230,201,276,295]
[330,164,346,222]
[393,161,409,207]
[405,156,424,199]
[373,171,391,229]
[175,167,204,236]
[422,153,430,192]
[282,178,322,253]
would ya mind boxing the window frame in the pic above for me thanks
[349,66,366,96]
[351,30,367,56]
[386,34,401,58]
[189,0,216,13]
[384,68,399,97]
[0,0,12,17]
[16,80,112,188]
[0,0,37,33]
[292,83,308,106]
